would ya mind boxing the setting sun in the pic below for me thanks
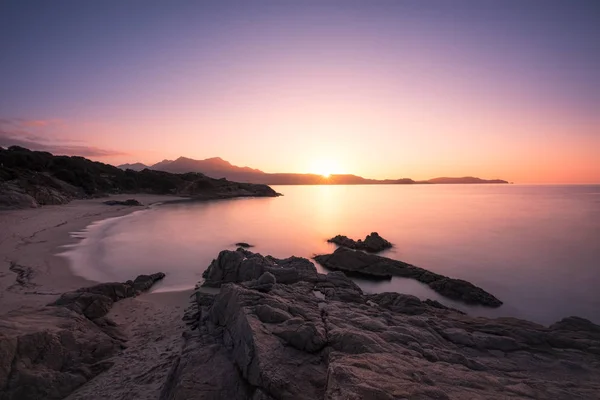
[310,159,340,178]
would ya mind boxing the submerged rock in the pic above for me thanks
[162,251,600,400]
[314,247,502,307]
[327,232,392,253]
[0,273,165,400]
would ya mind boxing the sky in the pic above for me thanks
[0,0,599,183]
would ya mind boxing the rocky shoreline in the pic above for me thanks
[2,248,599,399]
[315,247,503,307]
[0,273,166,400]
[164,249,600,399]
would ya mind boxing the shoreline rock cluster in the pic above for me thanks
[0,273,165,400]
[161,248,600,399]
[327,232,392,253]
[3,247,600,399]
[315,247,502,307]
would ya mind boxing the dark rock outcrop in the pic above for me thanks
[235,242,253,248]
[162,250,600,400]
[315,247,502,307]
[103,199,143,206]
[202,248,320,287]
[0,273,165,400]
[0,146,280,209]
[50,272,165,319]
[327,232,392,253]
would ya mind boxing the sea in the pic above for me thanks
[61,184,600,325]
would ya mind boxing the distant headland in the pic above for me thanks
[0,146,279,209]
[118,156,508,185]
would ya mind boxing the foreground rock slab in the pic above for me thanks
[0,273,165,400]
[327,231,392,253]
[315,247,502,307]
[162,250,600,400]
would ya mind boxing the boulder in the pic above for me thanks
[327,232,392,253]
[202,249,319,287]
[0,183,39,209]
[235,242,254,248]
[315,247,502,307]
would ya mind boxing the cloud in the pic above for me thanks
[22,119,63,128]
[0,118,63,128]
[0,122,127,157]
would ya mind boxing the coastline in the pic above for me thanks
[0,193,216,399]
[0,194,187,316]
[2,190,599,399]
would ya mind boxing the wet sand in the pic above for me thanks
[1,194,198,399]
[0,193,188,315]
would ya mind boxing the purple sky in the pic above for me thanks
[1,1,599,182]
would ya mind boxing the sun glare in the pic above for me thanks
[311,159,339,178]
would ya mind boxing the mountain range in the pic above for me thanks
[117,157,508,185]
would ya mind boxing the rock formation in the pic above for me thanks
[161,250,600,400]
[327,232,392,253]
[315,247,502,307]
[202,248,320,287]
[0,273,165,400]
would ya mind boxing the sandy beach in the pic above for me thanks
[0,194,188,313]
[1,194,196,399]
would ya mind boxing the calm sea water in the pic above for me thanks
[62,184,600,325]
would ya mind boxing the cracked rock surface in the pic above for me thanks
[161,250,600,400]
[0,273,165,400]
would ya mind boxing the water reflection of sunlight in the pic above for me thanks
[312,185,342,233]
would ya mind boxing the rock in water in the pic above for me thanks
[235,242,254,248]
[162,251,600,400]
[327,232,392,253]
[314,247,502,307]
[0,273,165,400]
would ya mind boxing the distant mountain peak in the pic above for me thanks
[117,162,148,171]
